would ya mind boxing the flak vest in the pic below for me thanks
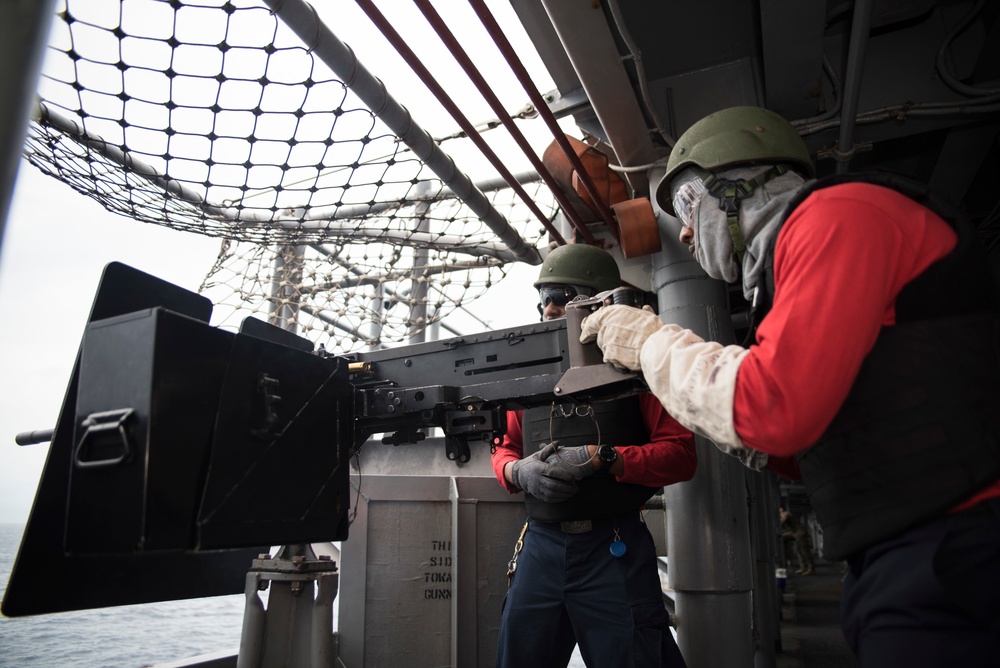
[752,173,1000,560]
[521,396,661,522]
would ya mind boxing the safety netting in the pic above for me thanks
[26,0,556,352]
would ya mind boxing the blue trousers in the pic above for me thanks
[496,514,686,668]
[842,497,1000,667]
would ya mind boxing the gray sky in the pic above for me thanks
[0,166,223,524]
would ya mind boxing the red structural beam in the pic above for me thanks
[354,0,569,246]
[411,0,598,245]
[467,0,621,241]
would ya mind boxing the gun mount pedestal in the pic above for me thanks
[238,545,339,668]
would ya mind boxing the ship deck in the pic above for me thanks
[776,559,857,668]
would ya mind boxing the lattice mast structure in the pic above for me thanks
[26,0,563,353]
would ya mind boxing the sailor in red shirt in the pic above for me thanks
[492,243,695,668]
[582,106,1000,667]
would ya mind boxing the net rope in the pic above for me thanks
[26,0,555,351]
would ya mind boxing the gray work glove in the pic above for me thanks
[511,443,578,503]
[541,443,596,481]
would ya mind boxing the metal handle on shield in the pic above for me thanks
[74,408,134,468]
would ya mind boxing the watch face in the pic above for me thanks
[598,445,617,468]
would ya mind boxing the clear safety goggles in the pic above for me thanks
[670,170,708,229]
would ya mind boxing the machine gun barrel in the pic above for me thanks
[15,428,54,445]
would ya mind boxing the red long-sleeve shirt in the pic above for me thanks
[491,393,696,493]
[734,182,1000,508]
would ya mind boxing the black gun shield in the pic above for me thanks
[2,263,264,617]
[196,329,353,549]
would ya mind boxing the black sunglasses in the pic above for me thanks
[538,285,578,308]
[538,285,594,309]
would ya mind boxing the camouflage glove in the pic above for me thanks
[579,304,663,371]
[511,442,578,503]
[541,443,596,481]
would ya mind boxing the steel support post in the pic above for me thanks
[268,245,306,334]
[313,572,339,668]
[835,0,875,174]
[650,168,754,668]
[749,470,778,668]
[760,473,784,659]
[238,572,268,668]
[0,0,56,253]
[236,547,340,668]
[407,182,431,345]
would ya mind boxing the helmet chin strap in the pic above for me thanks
[702,164,790,266]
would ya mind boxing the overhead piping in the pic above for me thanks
[466,0,622,241]
[795,0,1000,134]
[35,101,235,220]
[605,0,676,148]
[350,0,569,249]
[261,0,543,264]
[279,170,541,225]
[936,0,1000,97]
[410,0,599,245]
[835,0,874,174]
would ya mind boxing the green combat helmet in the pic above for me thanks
[655,106,815,214]
[533,244,620,293]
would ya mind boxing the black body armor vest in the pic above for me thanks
[521,396,660,522]
[757,174,1000,560]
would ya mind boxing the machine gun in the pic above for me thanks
[351,285,646,463]
[3,262,646,618]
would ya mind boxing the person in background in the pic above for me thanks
[492,243,696,668]
[779,506,814,576]
[580,105,1000,667]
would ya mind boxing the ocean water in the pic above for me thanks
[1,523,587,667]
[0,524,246,668]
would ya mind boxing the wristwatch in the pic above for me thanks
[597,444,618,471]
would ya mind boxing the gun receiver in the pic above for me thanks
[347,286,648,462]
[349,321,570,463]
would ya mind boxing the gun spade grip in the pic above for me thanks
[565,306,604,369]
